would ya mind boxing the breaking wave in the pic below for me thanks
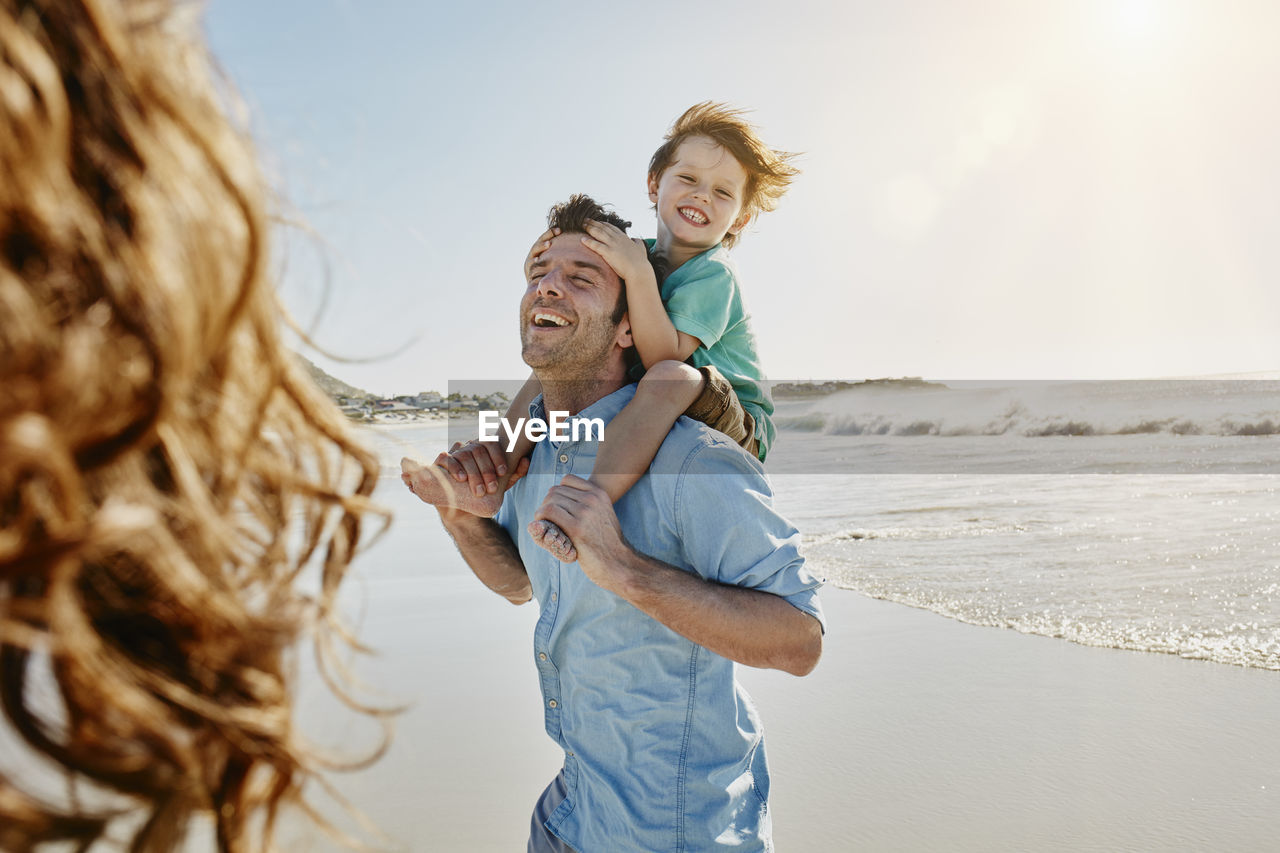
[773,380,1280,439]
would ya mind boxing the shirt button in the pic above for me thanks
[559,454,569,463]
[551,593,557,602]
[548,699,558,709]
[538,653,548,661]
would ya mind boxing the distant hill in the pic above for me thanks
[294,354,374,400]
[772,377,948,398]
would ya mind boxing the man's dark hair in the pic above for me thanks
[547,193,632,236]
[545,194,666,325]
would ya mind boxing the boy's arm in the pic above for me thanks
[494,370,541,476]
[581,221,701,368]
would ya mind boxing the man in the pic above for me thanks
[406,195,824,852]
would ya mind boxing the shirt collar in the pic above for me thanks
[528,383,637,437]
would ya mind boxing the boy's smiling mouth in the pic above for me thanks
[677,206,708,226]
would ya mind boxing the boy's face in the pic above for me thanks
[648,135,751,254]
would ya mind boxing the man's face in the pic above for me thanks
[520,233,630,378]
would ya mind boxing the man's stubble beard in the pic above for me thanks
[520,314,618,381]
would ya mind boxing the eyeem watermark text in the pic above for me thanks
[478,410,605,451]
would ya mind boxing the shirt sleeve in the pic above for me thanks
[494,474,526,543]
[670,438,826,631]
[495,491,513,535]
[664,263,736,349]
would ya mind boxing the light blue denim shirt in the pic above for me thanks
[495,384,825,852]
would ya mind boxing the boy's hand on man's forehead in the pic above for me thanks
[523,226,561,281]
[580,220,652,290]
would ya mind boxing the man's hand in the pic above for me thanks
[402,442,528,517]
[580,221,655,293]
[438,438,511,495]
[532,476,822,675]
[532,475,633,592]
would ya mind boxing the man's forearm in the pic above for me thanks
[534,475,822,674]
[437,508,532,605]
[611,548,822,676]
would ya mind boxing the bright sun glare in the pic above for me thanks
[1097,0,1182,71]
[1116,0,1155,34]
[1110,0,1163,44]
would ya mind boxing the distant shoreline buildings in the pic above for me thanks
[299,354,945,422]
[296,354,510,423]
[334,390,513,424]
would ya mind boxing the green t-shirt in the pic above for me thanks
[644,240,775,459]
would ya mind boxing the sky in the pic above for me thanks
[204,0,1280,397]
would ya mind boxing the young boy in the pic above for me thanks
[404,102,798,561]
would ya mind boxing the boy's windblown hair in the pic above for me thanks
[648,101,801,248]
[0,0,385,850]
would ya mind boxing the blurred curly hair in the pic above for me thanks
[1,0,384,849]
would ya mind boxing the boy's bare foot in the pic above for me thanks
[400,456,504,517]
[527,519,578,563]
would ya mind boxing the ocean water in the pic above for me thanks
[768,380,1280,671]
[370,379,1280,672]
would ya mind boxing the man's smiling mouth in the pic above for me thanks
[532,311,570,328]
[678,207,708,225]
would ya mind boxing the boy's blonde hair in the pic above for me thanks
[648,102,800,248]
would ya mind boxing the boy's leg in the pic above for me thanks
[683,364,759,459]
[529,361,706,562]
[590,360,709,501]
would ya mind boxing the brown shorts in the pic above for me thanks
[683,364,759,459]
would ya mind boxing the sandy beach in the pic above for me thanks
[275,479,1280,852]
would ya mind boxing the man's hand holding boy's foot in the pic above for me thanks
[400,441,526,517]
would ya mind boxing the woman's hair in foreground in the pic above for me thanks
[647,101,801,248]
[1,1,383,849]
